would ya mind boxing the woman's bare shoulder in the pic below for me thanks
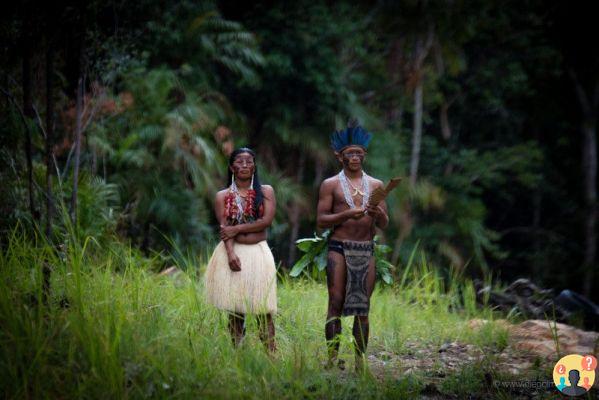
[215,188,229,200]
[260,184,274,193]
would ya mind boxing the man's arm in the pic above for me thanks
[365,180,389,229]
[372,199,389,229]
[220,186,276,239]
[316,178,364,229]
[214,191,241,271]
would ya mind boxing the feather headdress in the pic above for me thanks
[330,125,372,152]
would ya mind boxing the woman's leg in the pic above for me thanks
[257,313,276,352]
[228,312,245,346]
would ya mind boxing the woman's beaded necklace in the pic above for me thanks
[338,170,370,208]
[231,181,245,222]
[225,180,257,225]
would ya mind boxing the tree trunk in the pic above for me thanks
[45,45,55,237]
[91,147,97,175]
[531,190,542,278]
[571,72,598,297]
[287,152,305,266]
[433,40,452,142]
[387,38,404,125]
[71,75,84,225]
[22,42,38,221]
[313,157,324,191]
[582,120,597,297]
[70,4,86,226]
[141,220,151,254]
[439,102,452,141]
[409,81,423,185]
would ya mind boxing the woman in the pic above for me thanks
[205,147,277,351]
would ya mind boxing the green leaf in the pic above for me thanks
[315,249,328,271]
[296,238,319,252]
[382,272,393,285]
[289,252,312,277]
[377,259,394,270]
[375,258,394,285]
[296,237,322,244]
[376,244,392,254]
[291,230,331,276]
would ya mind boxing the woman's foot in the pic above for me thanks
[323,358,345,370]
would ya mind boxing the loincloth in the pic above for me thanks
[329,239,374,316]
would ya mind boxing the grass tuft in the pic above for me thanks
[1,230,517,398]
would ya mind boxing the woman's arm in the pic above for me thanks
[220,185,276,239]
[214,191,241,271]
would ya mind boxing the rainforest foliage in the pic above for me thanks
[1,0,598,299]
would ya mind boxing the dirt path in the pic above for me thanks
[334,319,599,399]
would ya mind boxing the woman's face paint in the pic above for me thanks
[231,152,255,179]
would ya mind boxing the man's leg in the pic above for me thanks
[257,313,276,352]
[353,256,376,372]
[325,251,346,368]
[353,315,369,371]
[228,312,245,346]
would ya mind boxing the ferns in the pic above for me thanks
[75,175,121,239]
[82,66,230,251]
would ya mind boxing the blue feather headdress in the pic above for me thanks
[330,125,373,152]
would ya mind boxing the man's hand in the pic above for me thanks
[365,204,384,218]
[345,207,366,220]
[366,203,388,227]
[220,225,240,241]
[227,250,241,271]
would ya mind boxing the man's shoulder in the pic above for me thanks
[368,176,384,187]
[320,175,340,188]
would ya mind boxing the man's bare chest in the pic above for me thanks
[332,185,367,210]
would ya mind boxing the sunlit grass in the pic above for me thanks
[0,229,511,398]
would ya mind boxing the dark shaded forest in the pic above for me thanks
[1,0,598,300]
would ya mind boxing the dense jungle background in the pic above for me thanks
[1,1,598,398]
[3,0,598,297]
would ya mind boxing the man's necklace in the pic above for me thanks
[348,180,365,196]
[338,170,370,209]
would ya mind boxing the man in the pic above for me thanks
[316,125,389,371]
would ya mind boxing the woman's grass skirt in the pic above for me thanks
[205,240,277,315]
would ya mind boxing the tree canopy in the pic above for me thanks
[1,0,598,300]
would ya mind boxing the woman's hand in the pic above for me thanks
[227,250,241,271]
[220,225,240,241]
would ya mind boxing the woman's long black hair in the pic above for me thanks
[227,147,264,216]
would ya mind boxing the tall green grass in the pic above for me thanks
[0,228,510,399]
